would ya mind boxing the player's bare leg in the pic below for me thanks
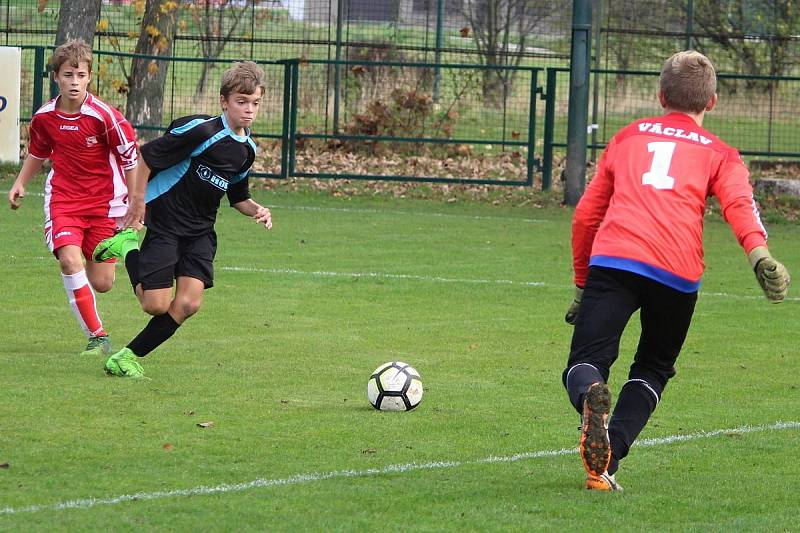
[57,245,110,355]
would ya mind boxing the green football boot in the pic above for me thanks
[80,335,112,357]
[93,228,140,262]
[104,347,145,379]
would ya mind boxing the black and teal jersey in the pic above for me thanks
[141,113,256,237]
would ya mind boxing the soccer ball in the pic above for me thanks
[367,361,423,411]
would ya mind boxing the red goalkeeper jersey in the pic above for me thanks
[572,112,767,292]
[28,93,138,220]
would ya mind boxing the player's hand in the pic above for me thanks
[254,206,272,230]
[748,246,790,302]
[123,198,145,230]
[564,286,584,325]
[8,183,25,210]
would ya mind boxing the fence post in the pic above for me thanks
[564,0,592,206]
[541,68,556,191]
[685,0,694,49]
[289,60,299,177]
[433,0,444,102]
[525,68,538,187]
[332,0,344,135]
[32,46,45,116]
[280,60,292,179]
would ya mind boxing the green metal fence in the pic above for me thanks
[16,46,800,189]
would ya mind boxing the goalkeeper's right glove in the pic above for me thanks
[748,246,790,303]
[564,287,583,325]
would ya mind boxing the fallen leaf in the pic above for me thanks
[0,463,9,469]
[361,448,376,454]
[460,26,471,37]
[197,421,214,428]
[163,443,174,451]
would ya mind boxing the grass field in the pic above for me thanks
[1,181,799,531]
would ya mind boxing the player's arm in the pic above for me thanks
[565,140,615,324]
[228,168,271,229]
[711,150,789,302]
[232,198,272,230]
[8,155,45,210]
[122,158,148,230]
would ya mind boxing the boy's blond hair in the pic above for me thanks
[50,39,93,74]
[220,61,266,98]
[659,51,716,114]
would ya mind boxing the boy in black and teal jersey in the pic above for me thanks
[94,61,273,378]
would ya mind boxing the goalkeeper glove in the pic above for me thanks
[748,246,790,303]
[564,287,584,325]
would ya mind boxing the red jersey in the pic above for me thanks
[572,112,767,292]
[28,93,138,220]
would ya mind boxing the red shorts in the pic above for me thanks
[45,215,119,262]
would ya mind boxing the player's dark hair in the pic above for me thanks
[220,61,266,98]
[50,39,93,74]
[659,51,716,114]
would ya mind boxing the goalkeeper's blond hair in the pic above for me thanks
[659,51,716,114]
[220,61,266,98]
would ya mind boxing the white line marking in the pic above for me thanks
[267,204,550,224]
[0,192,547,224]
[219,266,547,286]
[5,259,799,300]
[1,421,797,515]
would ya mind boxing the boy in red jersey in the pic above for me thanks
[562,51,790,491]
[8,39,138,357]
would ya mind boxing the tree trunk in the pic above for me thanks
[126,0,178,141]
[55,0,102,46]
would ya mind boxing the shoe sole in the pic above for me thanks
[586,474,623,492]
[580,382,611,477]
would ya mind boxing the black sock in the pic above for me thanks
[607,380,659,474]
[124,249,141,292]
[563,363,604,414]
[127,312,180,357]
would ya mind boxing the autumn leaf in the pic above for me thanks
[96,19,109,32]
[163,443,174,451]
[37,0,48,13]
[511,131,521,139]
[147,61,160,75]
[460,26,471,38]
[0,462,9,469]
[146,25,161,38]
[196,421,214,428]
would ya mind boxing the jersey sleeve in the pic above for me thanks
[709,148,767,253]
[27,114,52,160]
[140,116,214,172]
[571,137,616,287]
[227,170,251,205]
[104,107,138,171]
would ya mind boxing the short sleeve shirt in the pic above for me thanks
[141,113,256,237]
[29,93,137,219]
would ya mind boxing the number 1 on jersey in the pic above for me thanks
[642,141,676,190]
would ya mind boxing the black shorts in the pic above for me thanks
[138,229,217,290]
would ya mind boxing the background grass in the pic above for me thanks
[0,179,798,531]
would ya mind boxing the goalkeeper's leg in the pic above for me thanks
[607,282,697,475]
[562,266,639,413]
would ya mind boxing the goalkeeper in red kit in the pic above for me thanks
[562,51,790,491]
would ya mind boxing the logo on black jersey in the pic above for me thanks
[196,164,228,191]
